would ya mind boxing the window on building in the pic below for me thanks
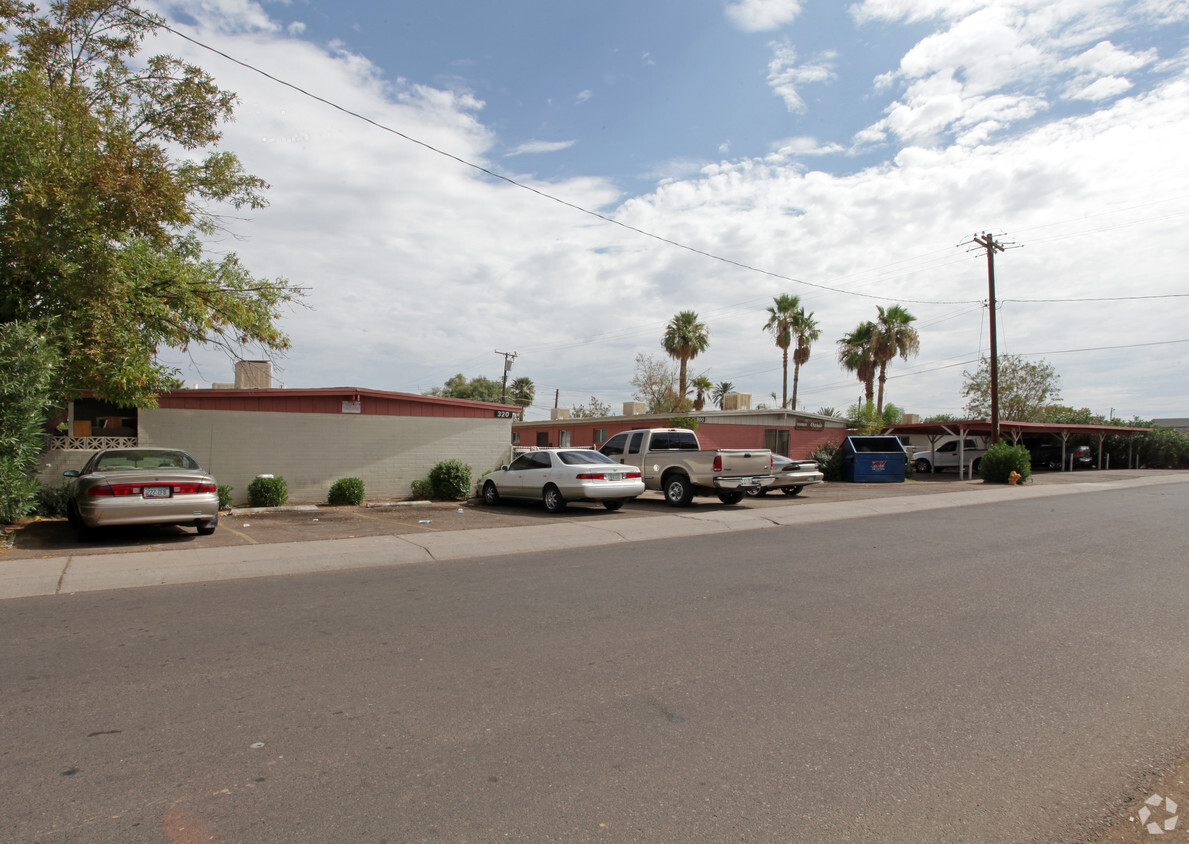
[512,432,521,445]
[764,428,790,457]
[559,430,571,447]
[594,428,607,443]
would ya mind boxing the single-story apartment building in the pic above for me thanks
[40,386,519,505]
[512,407,847,458]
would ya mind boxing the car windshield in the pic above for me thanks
[93,450,200,472]
[556,450,614,466]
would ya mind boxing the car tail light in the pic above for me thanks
[624,471,641,479]
[713,455,722,472]
[87,482,215,496]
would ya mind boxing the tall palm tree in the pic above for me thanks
[837,321,877,405]
[712,380,734,410]
[690,375,713,411]
[508,376,535,421]
[661,311,709,400]
[763,294,798,408]
[789,306,820,411]
[870,305,920,416]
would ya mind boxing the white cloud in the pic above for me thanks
[575,89,594,104]
[141,0,1189,419]
[767,43,837,112]
[506,140,578,156]
[725,0,805,32]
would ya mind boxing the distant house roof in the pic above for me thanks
[1152,418,1189,430]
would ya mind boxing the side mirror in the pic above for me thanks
[62,469,79,478]
[500,465,508,471]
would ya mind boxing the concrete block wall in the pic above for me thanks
[137,408,513,505]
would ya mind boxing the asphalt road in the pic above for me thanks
[2,478,1188,842]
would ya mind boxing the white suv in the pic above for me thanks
[912,438,987,474]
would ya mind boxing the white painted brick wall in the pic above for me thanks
[123,408,514,505]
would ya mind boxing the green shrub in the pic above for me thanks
[410,478,433,500]
[978,442,1031,484]
[247,475,288,507]
[35,483,73,518]
[217,485,234,510]
[669,415,699,431]
[0,322,58,525]
[808,441,845,482]
[328,477,365,506]
[428,459,472,500]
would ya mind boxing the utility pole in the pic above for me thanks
[971,233,1005,444]
[495,350,517,403]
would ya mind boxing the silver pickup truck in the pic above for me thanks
[598,428,775,506]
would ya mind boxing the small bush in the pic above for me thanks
[328,477,365,506]
[808,441,845,482]
[35,483,73,518]
[978,442,1031,484]
[247,475,288,507]
[217,485,234,510]
[410,478,433,500]
[428,459,472,500]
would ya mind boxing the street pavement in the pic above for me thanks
[3,470,1187,600]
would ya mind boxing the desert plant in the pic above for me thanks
[35,482,73,518]
[217,485,234,510]
[410,478,433,500]
[809,441,845,482]
[978,442,1032,484]
[328,477,365,506]
[669,415,699,431]
[247,475,288,507]
[428,459,472,500]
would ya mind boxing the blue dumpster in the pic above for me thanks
[841,436,907,483]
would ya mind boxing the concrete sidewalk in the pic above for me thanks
[3,472,1187,600]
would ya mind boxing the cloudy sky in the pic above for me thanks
[146,0,1189,420]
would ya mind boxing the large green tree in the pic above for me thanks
[789,305,819,411]
[0,1,300,406]
[426,374,504,403]
[711,380,734,410]
[0,321,58,523]
[661,310,709,400]
[871,305,920,416]
[508,376,535,418]
[962,355,1061,421]
[630,353,683,414]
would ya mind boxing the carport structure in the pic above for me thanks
[884,419,1151,478]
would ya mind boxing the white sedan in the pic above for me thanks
[482,449,645,512]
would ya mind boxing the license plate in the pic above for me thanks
[143,486,172,499]
[610,473,623,481]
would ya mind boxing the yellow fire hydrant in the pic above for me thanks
[1008,471,1021,485]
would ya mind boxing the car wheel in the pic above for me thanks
[663,474,694,507]
[744,486,766,497]
[197,512,218,536]
[542,484,567,513]
[602,500,624,511]
[482,481,500,506]
[913,458,931,474]
[971,458,982,475]
[717,490,744,505]
[781,485,804,497]
[1047,459,1059,470]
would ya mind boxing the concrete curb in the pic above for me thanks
[5,473,1186,600]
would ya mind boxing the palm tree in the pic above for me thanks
[690,375,713,411]
[712,380,734,410]
[837,321,877,405]
[763,294,797,408]
[661,311,709,400]
[789,306,820,411]
[508,376,535,421]
[871,304,920,416]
